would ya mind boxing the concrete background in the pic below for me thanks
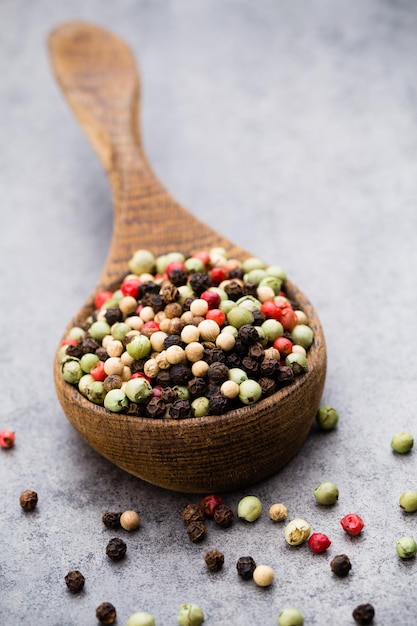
[2,0,417,624]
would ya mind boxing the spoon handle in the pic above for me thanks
[48,21,247,291]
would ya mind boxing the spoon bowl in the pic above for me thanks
[49,21,326,493]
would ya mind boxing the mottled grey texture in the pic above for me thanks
[2,0,417,623]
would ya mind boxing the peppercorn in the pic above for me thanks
[391,431,414,454]
[177,603,205,626]
[258,377,276,396]
[145,396,166,418]
[183,503,204,525]
[213,504,235,528]
[284,518,311,545]
[238,495,262,522]
[19,489,38,511]
[399,490,417,513]
[352,603,375,625]
[207,362,229,384]
[340,513,364,536]
[314,481,339,505]
[106,537,127,560]
[236,556,257,580]
[105,307,123,325]
[188,377,208,398]
[204,549,225,571]
[276,365,294,385]
[277,608,304,626]
[253,564,274,587]
[396,536,417,559]
[186,520,207,543]
[102,511,122,529]
[0,429,15,448]
[189,272,211,295]
[65,570,85,593]
[96,602,117,624]
[120,510,141,531]
[169,399,193,419]
[269,503,288,522]
[308,532,331,553]
[200,494,223,516]
[127,611,156,626]
[169,363,193,386]
[238,324,260,345]
[330,554,352,577]
[316,405,339,430]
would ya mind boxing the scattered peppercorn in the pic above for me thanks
[126,611,156,626]
[284,518,311,545]
[313,481,339,505]
[269,503,288,522]
[352,603,375,625]
[330,554,352,577]
[308,532,331,553]
[102,511,122,529]
[96,602,117,624]
[204,549,224,572]
[183,503,204,525]
[186,520,207,543]
[213,503,234,528]
[237,495,262,522]
[120,510,141,531]
[396,536,417,559]
[236,556,257,580]
[399,490,417,513]
[391,431,414,454]
[340,513,364,536]
[277,607,304,626]
[200,494,223,517]
[65,570,85,593]
[253,564,275,587]
[19,489,38,511]
[106,537,127,561]
[0,429,15,448]
[177,603,205,626]
[316,405,339,430]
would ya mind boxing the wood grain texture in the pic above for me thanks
[49,21,327,493]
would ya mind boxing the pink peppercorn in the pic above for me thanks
[90,360,106,381]
[94,290,113,309]
[308,532,331,553]
[340,513,364,536]
[0,430,15,449]
[200,494,223,517]
[200,290,221,310]
[121,278,141,299]
[206,309,226,326]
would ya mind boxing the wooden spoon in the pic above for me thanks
[49,21,327,493]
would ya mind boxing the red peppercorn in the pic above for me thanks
[151,385,163,397]
[60,338,78,347]
[261,300,281,320]
[209,267,228,285]
[90,360,106,381]
[206,309,226,326]
[273,336,293,358]
[280,307,298,331]
[200,494,223,517]
[94,290,113,309]
[121,278,141,299]
[200,290,221,310]
[130,372,152,383]
[166,261,187,276]
[308,532,332,553]
[192,250,211,266]
[0,430,15,448]
[340,513,364,536]
[141,320,160,336]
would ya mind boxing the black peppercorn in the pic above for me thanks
[160,386,178,403]
[276,365,294,385]
[19,489,38,511]
[258,377,277,397]
[156,371,171,388]
[186,520,207,543]
[188,377,208,398]
[80,336,100,354]
[251,309,266,325]
[168,268,188,286]
[248,343,265,361]
[238,324,260,345]
[169,363,193,386]
[236,556,257,580]
[95,347,110,361]
[145,397,166,418]
[260,358,279,377]
[65,342,83,358]
[213,504,235,528]
[208,394,229,415]
[204,549,225,572]
[104,307,123,325]
[106,537,127,561]
[96,602,117,624]
[204,347,226,364]
[65,570,85,593]
[207,362,229,384]
[164,334,183,349]
[225,352,242,368]
[243,281,258,296]
[161,283,179,303]
[102,511,122,529]
[330,554,352,577]
[182,503,204,525]
[241,356,261,377]
[139,281,160,297]
[352,603,375,625]
[169,399,193,420]
[224,280,245,299]
[189,272,211,295]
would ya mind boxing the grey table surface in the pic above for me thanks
[2,0,417,624]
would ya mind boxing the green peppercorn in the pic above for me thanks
[316,405,339,430]
[126,611,156,626]
[284,518,311,546]
[61,357,83,384]
[238,379,262,405]
[128,249,156,275]
[89,321,111,341]
[78,374,94,396]
[226,306,254,329]
[104,388,129,412]
[291,324,314,349]
[399,490,417,513]
[85,380,106,405]
[191,397,210,417]
[391,431,414,454]
[237,495,262,522]
[277,607,304,626]
[285,352,308,375]
[125,378,153,404]
[313,481,339,505]
[396,536,417,559]
[177,603,205,626]
[126,335,151,360]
